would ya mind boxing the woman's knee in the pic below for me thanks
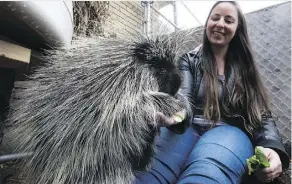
[181,125,254,183]
[196,125,254,159]
[134,127,199,184]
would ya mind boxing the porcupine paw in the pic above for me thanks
[152,92,190,134]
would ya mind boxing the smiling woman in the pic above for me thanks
[136,1,290,184]
[206,2,238,47]
[174,1,290,183]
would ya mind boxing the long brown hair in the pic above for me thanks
[201,1,271,129]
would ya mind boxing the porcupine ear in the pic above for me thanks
[132,39,182,96]
[132,40,176,70]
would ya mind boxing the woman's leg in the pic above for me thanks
[178,125,253,184]
[135,127,200,184]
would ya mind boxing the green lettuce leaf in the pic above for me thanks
[246,146,270,175]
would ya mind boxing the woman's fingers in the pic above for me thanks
[254,148,282,183]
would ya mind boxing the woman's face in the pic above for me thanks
[206,2,239,47]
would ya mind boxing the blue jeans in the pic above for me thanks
[135,125,253,184]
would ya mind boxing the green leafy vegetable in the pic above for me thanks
[247,146,270,175]
[173,111,186,123]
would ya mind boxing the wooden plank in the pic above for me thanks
[0,39,31,68]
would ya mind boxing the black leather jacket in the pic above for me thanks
[178,45,290,168]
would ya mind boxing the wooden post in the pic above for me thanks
[0,40,31,68]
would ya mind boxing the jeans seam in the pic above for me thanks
[181,159,230,184]
[191,143,250,183]
[195,142,248,171]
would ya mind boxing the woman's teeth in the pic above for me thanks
[213,31,224,36]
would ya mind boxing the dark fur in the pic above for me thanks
[5,34,191,184]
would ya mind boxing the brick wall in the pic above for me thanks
[104,1,167,38]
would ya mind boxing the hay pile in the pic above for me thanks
[73,1,109,36]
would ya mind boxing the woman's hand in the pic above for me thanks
[254,147,282,183]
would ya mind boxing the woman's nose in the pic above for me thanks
[216,17,225,28]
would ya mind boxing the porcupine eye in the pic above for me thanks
[158,69,181,96]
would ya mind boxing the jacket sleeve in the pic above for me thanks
[178,53,194,100]
[252,118,290,169]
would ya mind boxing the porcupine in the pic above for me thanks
[5,33,192,184]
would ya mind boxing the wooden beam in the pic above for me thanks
[0,40,31,68]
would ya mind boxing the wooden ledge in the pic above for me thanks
[0,40,31,68]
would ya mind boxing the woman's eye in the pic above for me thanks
[211,17,219,21]
[225,19,234,24]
